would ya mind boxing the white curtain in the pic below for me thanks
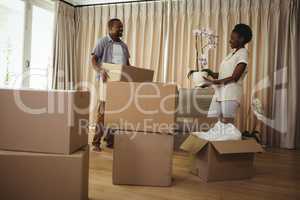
[74,1,166,125]
[162,0,299,148]
[75,1,166,84]
[52,1,76,89]
[280,0,300,148]
[52,0,299,148]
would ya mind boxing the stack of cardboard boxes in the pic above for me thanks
[103,64,264,183]
[102,64,178,186]
[0,89,90,200]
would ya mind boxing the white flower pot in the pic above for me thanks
[191,71,208,87]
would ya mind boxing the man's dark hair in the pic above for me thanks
[233,23,253,44]
[108,18,122,29]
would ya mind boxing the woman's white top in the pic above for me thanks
[214,47,248,103]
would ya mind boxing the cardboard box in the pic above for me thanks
[0,146,89,200]
[177,88,214,118]
[180,135,264,182]
[113,130,173,186]
[102,63,154,82]
[104,82,178,134]
[0,89,90,154]
[174,117,217,151]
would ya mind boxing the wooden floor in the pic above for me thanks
[89,148,300,200]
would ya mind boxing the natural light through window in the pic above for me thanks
[30,5,54,89]
[0,0,25,88]
[0,0,54,89]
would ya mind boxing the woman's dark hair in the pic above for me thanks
[233,24,253,44]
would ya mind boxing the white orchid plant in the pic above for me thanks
[193,28,218,70]
[188,28,218,87]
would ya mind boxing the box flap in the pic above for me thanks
[211,139,264,154]
[102,63,154,82]
[180,135,208,154]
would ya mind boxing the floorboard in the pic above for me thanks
[88,148,300,200]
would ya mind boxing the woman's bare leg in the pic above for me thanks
[221,117,235,124]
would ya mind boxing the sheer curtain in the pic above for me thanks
[52,1,76,89]
[52,0,299,148]
[74,1,166,125]
[75,1,166,84]
[162,0,299,148]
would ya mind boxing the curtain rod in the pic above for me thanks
[59,0,75,7]
[59,0,160,8]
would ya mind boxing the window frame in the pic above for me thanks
[20,0,55,88]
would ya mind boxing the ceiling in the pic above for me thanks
[64,0,145,6]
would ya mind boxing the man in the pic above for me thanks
[91,18,130,151]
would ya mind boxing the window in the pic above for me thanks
[0,0,54,89]
[29,5,54,89]
[0,0,25,88]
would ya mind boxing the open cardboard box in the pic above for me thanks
[102,63,154,82]
[113,130,173,187]
[180,135,264,182]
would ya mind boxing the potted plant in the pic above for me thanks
[187,28,218,87]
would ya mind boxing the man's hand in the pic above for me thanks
[101,69,109,82]
[93,61,109,82]
[94,64,102,73]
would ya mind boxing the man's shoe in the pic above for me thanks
[93,146,102,152]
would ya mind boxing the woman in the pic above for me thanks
[200,24,253,140]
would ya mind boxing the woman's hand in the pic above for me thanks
[201,68,214,76]
[187,69,199,78]
[204,63,247,85]
[200,83,211,88]
[202,68,219,79]
[203,76,221,85]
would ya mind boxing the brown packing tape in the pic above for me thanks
[211,139,265,154]
[180,135,208,154]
